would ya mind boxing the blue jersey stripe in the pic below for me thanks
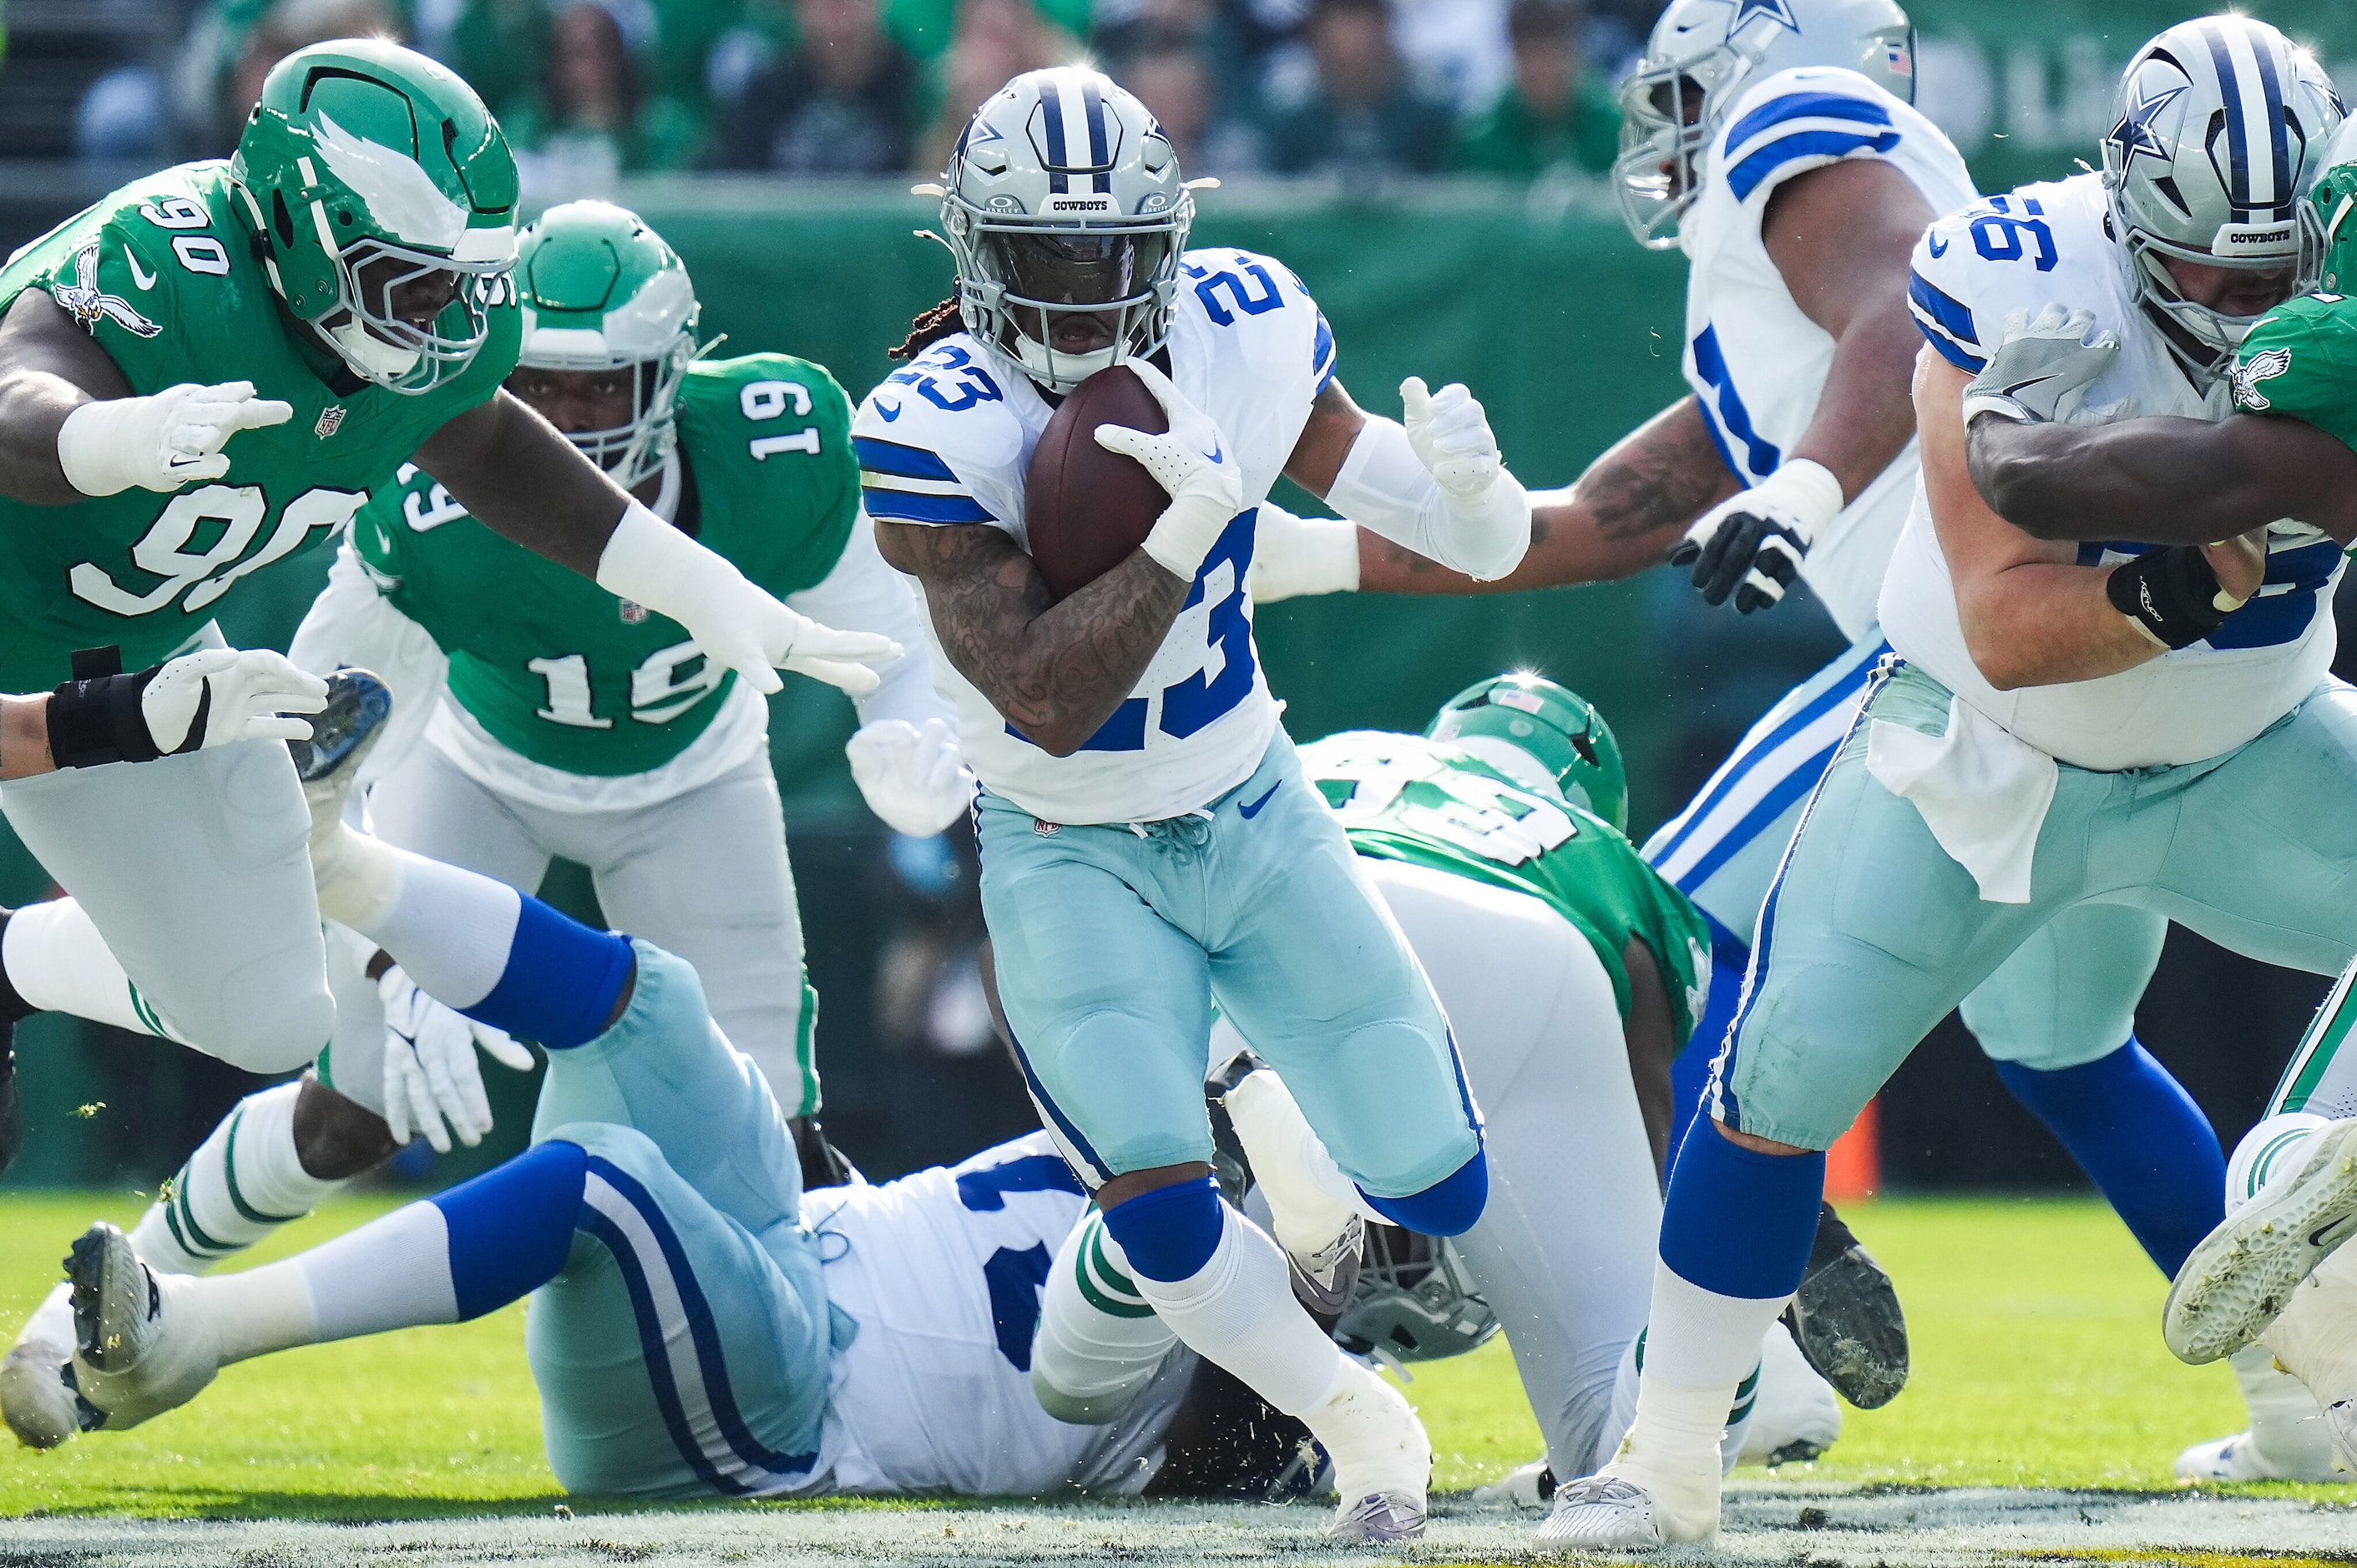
[1311,311,1337,392]
[1908,271,1985,371]
[1725,127,1901,202]
[1722,90,1894,159]
[862,488,995,524]
[853,435,958,482]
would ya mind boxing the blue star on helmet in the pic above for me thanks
[2108,78,2188,177]
[1729,0,1800,34]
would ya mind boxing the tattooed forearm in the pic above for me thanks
[875,519,1188,756]
[1354,394,1739,596]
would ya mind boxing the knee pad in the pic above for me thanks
[1358,1146,1488,1237]
[1100,1176,1224,1282]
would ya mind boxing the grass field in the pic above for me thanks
[0,1191,2341,1524]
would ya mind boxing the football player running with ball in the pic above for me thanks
[1550,18,2354,1546]
[0,43,893,1172]
[1955,121,2357,1482]
[1252,0,2234,1402]
[856,67,1531,1540]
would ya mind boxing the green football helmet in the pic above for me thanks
[229,39,518,395]
[2314,119,2357,295]
[1426,672,1627,832]
[513,201,701,492]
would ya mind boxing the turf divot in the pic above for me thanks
[3,1483,2353,1566]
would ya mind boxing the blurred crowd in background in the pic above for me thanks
[47,0,1644,200]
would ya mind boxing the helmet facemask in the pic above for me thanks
[951,210,1184,392]
[1613,50,1752,250]
[513,334,697,492]
[326,236,511,393]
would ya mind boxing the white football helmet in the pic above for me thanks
[1615,0,1917,250]
[926,67,1200,392]
[2101,17,2345,383]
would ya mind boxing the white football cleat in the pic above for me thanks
[2,1283,80,1449]
[2176,1429,2345,1483]
[1538,1474,1667,1550]
[67,1222,221,1431]
[1472,1456,1555,1508]
[1302,1358,1429,1543]
[2166,1118,2357,1364]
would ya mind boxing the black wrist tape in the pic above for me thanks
[2105,548,2233,650]
[47,646,180,767]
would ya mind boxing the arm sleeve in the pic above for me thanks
[2231,311,2357,463]
[785,513,955,731]
[287,542,449,787]
[1322,415,1528,581]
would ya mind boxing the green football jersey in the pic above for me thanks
[0,160,518,692]
[1302,731,1712,1047]
[354,352,859,776]
[2232,291,2357,460]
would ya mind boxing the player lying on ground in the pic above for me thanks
[1952,118,2357,1481]
[855,66,1533,1542]
[1024,679,1841,1510]
[290,198,963,1186]
[0,41,893,1176]
[8,672,1839,1495]
[1247,0,2228,1399]
[1550,18,2355,1545]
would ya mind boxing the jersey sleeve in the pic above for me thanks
[1711,68,1905,211]
[8,204,186,385]
[1908,202,1995,372]
[1181,247,1333,404]
[850,341,1027,533]
[2230,298,2357,461]
[1906,181,2078,376]
[683,352,861,597]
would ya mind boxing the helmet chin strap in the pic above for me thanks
[1011,329,1120,392]
[325,318,421,382]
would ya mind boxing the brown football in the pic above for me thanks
[1023,364,1170,600]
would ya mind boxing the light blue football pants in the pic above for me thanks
[976,730,1483,1195]
[1642,629,2164,1070]
[527,941,840,1497]
[1716,661,2357,1151]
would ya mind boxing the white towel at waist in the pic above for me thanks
[1864,695,2057,904]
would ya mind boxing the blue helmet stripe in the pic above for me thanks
[2204,22,2253,213]
[2248,29,2292,217]
[1039,77,1070,194]
[1080,77,1110,193]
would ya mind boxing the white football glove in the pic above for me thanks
[847,716,974,837]
[1670,458,1844,615]
[596,503,902,698]
[55,380,293,497]
[1400,376,1530,574]
[1093,358,1246,581]
[142,647,328,752]
[379,964,535,1154]
[1961,305,2123,426]
[1245,503,1361,603]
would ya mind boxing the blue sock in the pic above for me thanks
[1992,1039,2223,1276]
[466,894,635,1050]
[1667,920,1751,1163]
[1661,1120,1825,1300]
[1356,1146,1487,1237]
[428,1138,588,1319]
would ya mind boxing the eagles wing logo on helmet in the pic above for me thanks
[2232,346,2294,412]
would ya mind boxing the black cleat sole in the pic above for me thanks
[1788,1202,1909,1409]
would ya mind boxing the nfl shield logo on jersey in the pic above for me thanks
[619,600,649,625]
[314,405,347,439]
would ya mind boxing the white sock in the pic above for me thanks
[3,898,185,1042]
[1032,1213,1182,1422]
[1222,1068,1376,1256]
[1605,1332,1760,1479]
[2230,1342,2339,1476]
[1127,1202,1350,1417]
[130,1083,346,1274]
[1642,1260,1789,1388]
[198,1201,458,1365]
[2227,1113,2334,1214]
[341,847,520,1009]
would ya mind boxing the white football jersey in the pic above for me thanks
[1682,67,1979,643]
[852,249,1336,824]
[1883,171,2342,770]
[799,1131,1189,1497]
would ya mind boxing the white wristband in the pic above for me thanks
[1758,458,1845,547]
[1247,507,1362,602]
[56,398,144,497]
